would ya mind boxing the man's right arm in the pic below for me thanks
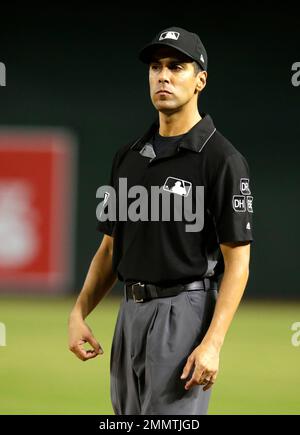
[68,234,117,361]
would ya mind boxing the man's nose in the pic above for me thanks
[158,67,170,83]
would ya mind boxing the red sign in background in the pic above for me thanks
[0,130,76,293]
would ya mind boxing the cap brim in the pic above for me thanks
[139,42,203,68]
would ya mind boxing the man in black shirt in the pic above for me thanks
[68,27,254,415]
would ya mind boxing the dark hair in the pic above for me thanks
[192,61,203,76]
[193,61,205,100]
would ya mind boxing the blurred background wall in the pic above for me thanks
[0,4,299,298]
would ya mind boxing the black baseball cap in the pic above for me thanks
[138,26,207,71]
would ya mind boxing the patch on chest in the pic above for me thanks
[163,176,192,197]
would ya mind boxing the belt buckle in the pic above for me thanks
[132,282,145,303]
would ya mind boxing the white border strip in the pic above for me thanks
[198,128,216,153]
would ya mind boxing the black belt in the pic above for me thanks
[124,278,218,303]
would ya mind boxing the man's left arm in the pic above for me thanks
[181,241,251,390]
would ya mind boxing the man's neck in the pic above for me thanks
[158,107,202,137]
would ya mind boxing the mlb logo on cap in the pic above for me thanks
[159,31,180,41]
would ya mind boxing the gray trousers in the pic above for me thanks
[110,285,218,415]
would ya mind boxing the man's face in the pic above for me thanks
[148,46,206,114]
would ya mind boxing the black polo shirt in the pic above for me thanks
[96,113,254,286]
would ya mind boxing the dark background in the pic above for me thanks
[0,4,299,298]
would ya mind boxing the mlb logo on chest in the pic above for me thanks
[163,176,192,197]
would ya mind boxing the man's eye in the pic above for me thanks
[170,64,182,70]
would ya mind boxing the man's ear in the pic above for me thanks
[196,71,207,92]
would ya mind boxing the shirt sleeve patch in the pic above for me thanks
[232,195,246,212]
[240,178,251,195]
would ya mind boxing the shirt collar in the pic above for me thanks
[130,113,216,154]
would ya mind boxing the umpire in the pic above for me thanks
[68,26,254,415]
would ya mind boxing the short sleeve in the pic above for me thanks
[208,152,254,244]
[96,151,119,237]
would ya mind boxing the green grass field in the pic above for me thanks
[0,296,299,414]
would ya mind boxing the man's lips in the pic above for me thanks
[156,90,172,94]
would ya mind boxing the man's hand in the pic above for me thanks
[180,342,220,391]
[68,314,103,361]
